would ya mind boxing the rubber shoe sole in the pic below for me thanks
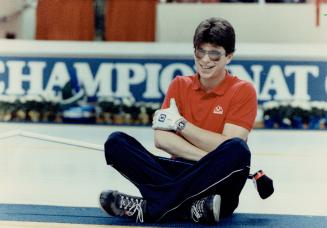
[213,194,221,222]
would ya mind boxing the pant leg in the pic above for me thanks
[104,131,192,186]
[156,157,196,177]
[105,132,250,222]
[138,137,251,221]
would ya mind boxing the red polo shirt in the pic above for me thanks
[161,72,257,133]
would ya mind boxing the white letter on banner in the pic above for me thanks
[27,62,46,94]
[6,61,46,95]
[44,62,70,99]
[115,63,146,97]
[143,64,162,99]
[74,63,114,97]
[285,65,319,101]
[0,61,5,93]
[160,63,194,94]
[228,65,262,93]
[260,65,292,101]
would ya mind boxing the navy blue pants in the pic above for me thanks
[104,131,250,222]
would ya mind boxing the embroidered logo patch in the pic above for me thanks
[213,105,223,115]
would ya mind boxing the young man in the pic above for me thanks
[100,17,257,224]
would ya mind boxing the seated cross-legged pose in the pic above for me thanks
[99,17,257,224]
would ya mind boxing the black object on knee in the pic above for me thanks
[250,170,274,199]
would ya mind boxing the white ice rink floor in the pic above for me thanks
[0,122,326,218]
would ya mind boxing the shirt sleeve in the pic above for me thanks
[225,82,258,131]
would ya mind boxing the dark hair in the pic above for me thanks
[193,17,235,55]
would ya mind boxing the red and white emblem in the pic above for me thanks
[213,105,223,115]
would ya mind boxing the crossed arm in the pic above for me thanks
[153,100,249,161]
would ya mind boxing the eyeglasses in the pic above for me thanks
[194,48,225,62]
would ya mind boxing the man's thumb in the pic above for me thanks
[169,98,179,113]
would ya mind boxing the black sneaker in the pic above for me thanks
[99,190,146,223]
[190,194,221,224]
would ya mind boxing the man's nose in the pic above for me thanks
[201,53,211,62]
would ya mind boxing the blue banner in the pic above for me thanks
[0,56,326,104]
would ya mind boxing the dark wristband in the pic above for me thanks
[176,119,187,132]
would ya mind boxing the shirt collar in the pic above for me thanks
[192,71,231,96]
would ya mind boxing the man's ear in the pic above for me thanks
[226,53,234,64]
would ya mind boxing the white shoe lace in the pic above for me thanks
[119,195,144,223]
[191,199,205,223]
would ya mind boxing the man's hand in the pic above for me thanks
[152,98,185,131]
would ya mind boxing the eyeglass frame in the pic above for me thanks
[194,48,226,62]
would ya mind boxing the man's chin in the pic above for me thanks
[199,72,213,79]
